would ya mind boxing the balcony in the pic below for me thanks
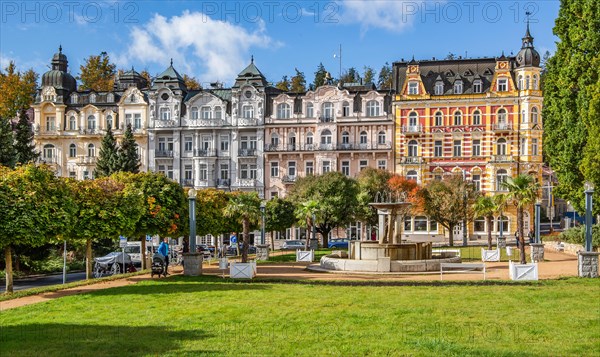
[238,149,257,157]
[400,156,424,164]
[491,155,513,163]
[237,118,259,126]
[77,156,97,165]
[181,179,194,187]
[236,178,258,187]
[401,125,423,134]
[184,118,226,127]
[38,156,58,164]
[194,149,216,157]
[318,116,335,123]
[154,120,178,128]
[155,150,174,158]
[282,175,297,183]
[216,179,230,187]
[493,123,513,131]
[79,128,98,135]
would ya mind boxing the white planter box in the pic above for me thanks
[296,249,314,262]
[482,248,500,262]
[230,262,256,279]
[509,261,538,281]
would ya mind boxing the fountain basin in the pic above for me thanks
[320,255,461,273]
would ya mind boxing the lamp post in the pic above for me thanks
[535,199,541,244]
[260,201,266,245]
[584,181,594,252]
[188,188,197,253]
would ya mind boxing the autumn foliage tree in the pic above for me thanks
[0,61,38,119]
[78,52,116,91]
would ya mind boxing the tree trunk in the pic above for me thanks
[321,227,331,248]
[305,217,311,251]
[241,219,249,263]
[4,245,13,293]
[85,239,92,280]
[141,237,147,270]
[448,225,454,247]
[487,216,493,250]
[518,208,526,264]
[270,231,275,251]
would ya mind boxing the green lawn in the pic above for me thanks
[261,249,333,263]
[1,277,598,356]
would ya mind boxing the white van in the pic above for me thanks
[123,242,142,267]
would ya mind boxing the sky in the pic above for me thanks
[0,0,561,87]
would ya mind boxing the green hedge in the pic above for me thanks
[558,224,600,248]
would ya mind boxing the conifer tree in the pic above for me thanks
[117,123,140,174]
[14,109,38,165]
[276,76,290,91]
[290,68,306,92]
[0,117,16,168]
[313,63,328,88]
[94,126,118,177]
[377,62,393,90]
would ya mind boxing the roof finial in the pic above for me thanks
[170,58,173,66]
[251,55,254,63]
[59,45,62,53]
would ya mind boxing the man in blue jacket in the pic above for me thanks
[158,237,169,274]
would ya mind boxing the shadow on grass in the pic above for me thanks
[0,323,214,356]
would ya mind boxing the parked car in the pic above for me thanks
[226,243,256,256]
[328,238,349,249]
[281,240,306,250]
[197,244,212,258]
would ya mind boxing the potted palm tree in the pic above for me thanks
[224,192,261,278]
[473,195,501,262]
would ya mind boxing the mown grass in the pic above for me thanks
[261,249,333,263]
[0,276,598,356]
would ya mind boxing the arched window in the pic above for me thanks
[366,100,380,117]
[525,75,531,90]
[434,111,443,126]
[69,143,76,158]
[359,131,368,145]
[454,80,463,94]
[270,133,279,147]
[531,107,539,123]
[160,107,170,120]
[406,170,418,181]
[521,109,527,123]
[306,132,314,145]
[496,169,508,191]
[306,103,314,118]
[378,131,386,145]
[106,115,113,129]
[277,103,291,119]
[214,106,222,119]
[321,129,332,144]
[341,131,350,144]
[409,112,418,127]
[69,115,76,130]
[288,132,296,150]
[472,110,481,125]
[453,111,462,126]
[518,75,523,90]
[408,140,418,157]
[322,102,334,121]
[89,93,96,103]
[533,74,539,90]
[87,143,95,157]
[191,107,199,119]
[43,144,55,159]
[201,106,212,119]
[497,108,507,126]
[497,138,507,155]
[87,115,96,130]
[342,101,350,116]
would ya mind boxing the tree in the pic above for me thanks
[195,188,231,238]
[377,62,393,89]
[140,70,152,86]
[77,52,116,91]
[356,168,393,229]
[265,197,296,250]
[340,67,361,84]
[363,66,375,85]
[94,126,119,177]
[445,53,457,60]
[502,174,540,264]
[290,68,307,92]
[276,75,290,91]
[0,165,75,292]
[289,172,359,247]
[183,74,201,90]
[295,200,319,250]
[224,191,262,263]
[0,117,16,168]
[543,0,600,215]
[117,124,140,173]
[388,175,423,241]
[14,109,38,165]
[313,63,328,88]
[0,61,38,119]
[473,196,497,250]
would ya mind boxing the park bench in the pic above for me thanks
[554,242,565,252]
[440,262,486,280]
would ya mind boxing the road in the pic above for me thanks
[0,271,88,293]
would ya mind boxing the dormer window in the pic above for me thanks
[408,82,419,95]
[71,94,78,104]
[497,78,508,92]
[473,80,482,93]
[191,107,199,119]
[453,80,463,94]
[90,93,96,103]
[277,103,291,119]
[342,101,350,116]
[366,100,380,117]
[435,82,444,95]
[160,107,170,120]
[107,93,114,102]
[201,106,212,119]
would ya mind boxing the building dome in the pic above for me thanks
[41,46,77,92]
[516,24,540,68]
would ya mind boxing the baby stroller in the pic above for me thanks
[151,253,167,278]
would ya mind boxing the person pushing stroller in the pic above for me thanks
[158,237,169,275]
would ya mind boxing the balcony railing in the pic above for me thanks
[184,118,226,127]
[194,149,216,157]
[400,156,424,164]
[493,123,512,131]
[38,156,58,164]
[401,125,423,133]
[77,156,97,165]
[181,179,194,187]
[491,155,513,163]
[155,150,174,158]
[236,179,258,187]
[318,116,335,123]
[264,142,392,152]
[154,120,178,128]
[282,175,297,183]
[238,149,257,157]
[237,118,259,126]
[216,179,230,187]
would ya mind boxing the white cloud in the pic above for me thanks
[338,0,425,32]
[113,11,278,83]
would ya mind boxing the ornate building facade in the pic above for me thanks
[392,25,543,241]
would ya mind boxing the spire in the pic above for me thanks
[59,45,62,53]
[522,12,534,48]
[170,58,173,66]
[251,55,254,63]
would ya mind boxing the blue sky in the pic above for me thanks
[0,0,561,87]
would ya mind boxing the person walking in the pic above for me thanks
[158,237,169,275]
[515,231,520,248]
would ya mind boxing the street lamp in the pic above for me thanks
[260,201,266,245]
[188,188,197,253]
[584,181,595,252]
[535,198,542,244]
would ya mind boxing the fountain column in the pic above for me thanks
[377,209,387,244]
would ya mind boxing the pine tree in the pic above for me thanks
[0,117,16,168]
[340,67,361,84]
[94,126,119,177]
[290,68,306,92]
[14,109,38,165]
[313,63,328,88]
[363,66,375,85]
[117,123,140,174]
[377,62,393,90]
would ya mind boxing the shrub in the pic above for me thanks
[558,224,600,248]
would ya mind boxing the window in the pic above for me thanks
[496,169,508,191]
[306,132,314,146]
[249,165,257,179]
[434,111,443,126]
[341,161,350,176]
[497,138,507,155]
[518,75,523,90]
[191,107,199,119]
[531,107,539,123]
[214,106,222,119]
[240,164,249,179]
[409,112,418,127]
[271,162,279,177]
[160,107,170,120]
[158,137,166,152]
[404,216,412,231]
[277,103,291,119]
[87,143,95,157]
[322,161,331,173]
[134,114,141,129]
[83,171,90,180]
[166,165,173,180]
[43,144,54,159]
[184,137,193,152]
[525,75,530,90]
[453,111,462,126]
[342,101,350,117]
[472,110,481,125]
[435,81,444,95]
[472,140,481,156]
[497,78,508,92]
[497,109,507,126]
[106,115,113,129]
[434,140,443,157]
[414,216,428,231]
[408,81,419,95]
[533,74,539,90]
[341,131,350,144]
[199,164,208,181]
[220,164,228,180]
[378,160,387,170]
[434,174,442,181]
[271,133,279,148]
[220,135,229,151]
[242,105,254,119]
[366,100,380,117]
[473,80,482,93]
[45,116,56,131]
[125,113,132,127]
[360,131,368,145]
[184,165,193,181]
[532,138,538,156]
[378,131,386,145]
[429,220,438,231]
[69,144,76,157]
[495,216,509,232]
[306,103,314,118]
[359,160,368,171]
[453,140,462,157]
[90,93,96,103]
[71,94,78,104]
[288,161,296,177]
[69,171,76,179]
[472,174,481,191]
[305,161,314,175]
[69,116,76,130]
[201,106,212,119]
[86,115,96,130]
[474,217,486,232]
[406,170,418,181]
[454,80,463,94]
[322,102,334,121]
[408,140,418,157]
[320,129,332,144]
